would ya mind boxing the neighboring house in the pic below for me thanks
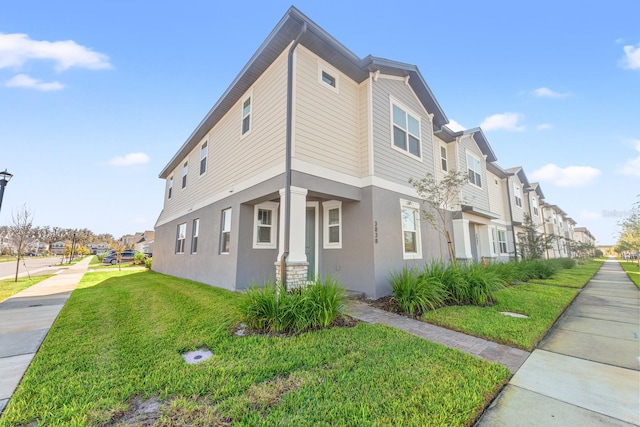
[87,242,110,255]
[574,227,596,246]
[119,234,136,247]
[541,203,572,259]
[51,241,66,255]
[134,230,155,256]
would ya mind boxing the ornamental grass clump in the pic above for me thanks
[241,277,346,334]
[459,263,507,306]
[390,265,447,316]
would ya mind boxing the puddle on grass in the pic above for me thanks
[500,311,529,318]
[181,348,213,364]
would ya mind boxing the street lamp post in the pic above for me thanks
[0,169,13,213]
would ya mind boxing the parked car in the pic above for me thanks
[102,250,143,265]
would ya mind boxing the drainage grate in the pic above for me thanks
[500,311,529,318]
[181,348,213,364]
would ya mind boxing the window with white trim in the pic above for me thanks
[467,153,482,187]
[323,200,342,249]
[200,142,208,175]
[532,198,539,216]
[440,145,447,171]
[191,218,199,254]
[182,162,188,189]
[400,199,422,259]
[176,223,186,254]
[318,63,339,94]
[253,202,278,249]
[514,185,522,208]
[168,176,173,199]
[391,103,421,158]
[490,228,498,254]
[497,230,508,254]
[220,208,231,254]
[241,96,251,135]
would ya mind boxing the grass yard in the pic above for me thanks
[619,260,640,289]
[528,260,604,288]
[422,283,577,351]
[1,270,510,427]
[0,275,54,302]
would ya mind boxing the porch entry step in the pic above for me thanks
[345,290,365,300]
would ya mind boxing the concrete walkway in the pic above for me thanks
[0,257,91,415]
[476,258,640,426]
[347,301,530,374]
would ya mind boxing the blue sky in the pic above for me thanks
[1,0,638,245]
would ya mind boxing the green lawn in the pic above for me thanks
[528,260,604,288]
[619,260,640,289]
[1,270,509,427]
[0,275,54,302]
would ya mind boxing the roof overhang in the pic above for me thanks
[462,128,497,162]
[461,205,501,220]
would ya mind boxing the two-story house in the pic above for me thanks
[154,7,464,298]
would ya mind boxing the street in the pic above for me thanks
[0,256,66,281]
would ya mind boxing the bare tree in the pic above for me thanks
[11,205,34,282]
[409,171,468,263]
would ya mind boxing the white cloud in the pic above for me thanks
[617,140,640,177]
[5,73,64,91]
[536,123,553,131]
[531,87,571,98]
[530,163,601,187]
[0,32,111,71]
[480,112,525,131]
[446,119,466,132]
[620,42,640,70]
[109,152,150,166]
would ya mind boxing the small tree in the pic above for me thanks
[409,171,468,263]
[616,196,640,266]
[517,214,557,260]
[10,205,34,282]
[112,241,126,271]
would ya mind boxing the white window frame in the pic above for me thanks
[241,94,252,136]
[253,202,279,249]
[400,199,422,260]
[532,197,539,216]
[440,145,448,171]
[514,185,523,208]
[490,227,498,255]
[181,161,188,189]
[318,62,339,94]
[176,223,186,254]
[191,218,199,254]
[323,200,342,249]
[220,208,232,254]
[200,141,208,176]
[497,229,508,254]
[390,99,422,160]
[467,152,482,188]
[168,176,173,199]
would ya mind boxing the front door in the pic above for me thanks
[305,207,316,280]
[469,223,479,262]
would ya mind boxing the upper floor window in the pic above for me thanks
[175,223,186,254]
[182,162,188,189]
[323,200,342,249]
[200,142,208,175]
[392,103,421,158]
[220,208,232,254]
[253,202,278,249]
[168,176,173,199]
[440,146,448,171]
[241,96,251,135]
[514,185,522,208]
[400,199,422,259]
[532,198,539,216]
[191,218,199,254]
[318,63,339,94]
[467,154,482,187]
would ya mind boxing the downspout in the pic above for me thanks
[505,174,518,261]
[280,21,307,286]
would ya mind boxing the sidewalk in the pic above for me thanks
[0,257,91,415]
[476,258,640,426]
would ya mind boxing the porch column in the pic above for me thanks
[276,186,309,288]
[452,219,472,261]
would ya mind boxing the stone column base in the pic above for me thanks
[275,261,309,290]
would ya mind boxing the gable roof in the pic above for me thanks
[159,6,448,178]
[505,166,531,188]
[528,182,545,200]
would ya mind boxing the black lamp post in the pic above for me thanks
[0,169,13,214]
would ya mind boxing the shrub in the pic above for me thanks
[133,252,146,265]
[144,257,152,269]
[241,277,346,334]
[486,261,521,284]
[460,263,506,306]
[554,258,576,270]
[521,259,558,280]
[390,265,446,316]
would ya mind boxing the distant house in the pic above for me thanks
[87,242,110,255]
[51,241,66,255]
[134,231,155,256]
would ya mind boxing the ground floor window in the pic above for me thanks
[220,208,231,254]
[253,202,278,249]
[191,218,199,254]
[497,229,508,254]
[323,200,342,249]
[176,223,186,254]
[400,199,422,259]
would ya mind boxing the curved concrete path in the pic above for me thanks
[476,258,640,426]
[0,257,91,414]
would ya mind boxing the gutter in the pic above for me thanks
[280,21,307,286]
[505,174,519,261]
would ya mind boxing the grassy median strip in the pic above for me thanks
[0,275,54,302]
[527,260,604,288]
[619,260,640,289]
[1,270,509,427]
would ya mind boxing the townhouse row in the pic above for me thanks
[153,7,595,298]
